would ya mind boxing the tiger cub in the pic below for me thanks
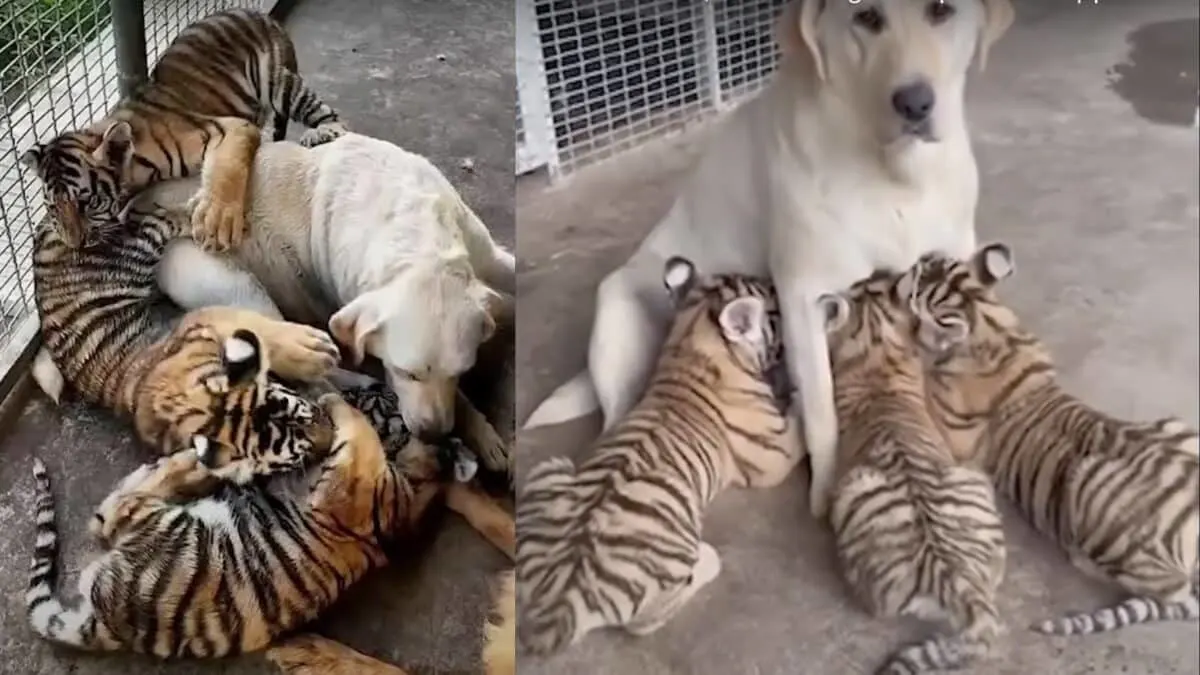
[26,391,514,658]
[906,243,1199,635]
[34,199,340,482]
[20,8,348,252]
[818,271,1007,674]
[516,258,803,654]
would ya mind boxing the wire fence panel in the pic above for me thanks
[0,0,271,387]
[521,0,789,179]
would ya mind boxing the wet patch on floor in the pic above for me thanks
[1107,18,1199,127]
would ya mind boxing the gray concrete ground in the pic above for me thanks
[516,1,1200,674]
[0,0,514,674]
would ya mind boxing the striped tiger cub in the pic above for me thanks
[26,391,514,658]
[817,271,1007,674]
[34,196,341,483]
[516,257,803,654]
[20,8,348,252]
[908,243,1199,636]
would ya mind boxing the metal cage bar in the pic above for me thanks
[0,0,277,399]
[516,0,790,180]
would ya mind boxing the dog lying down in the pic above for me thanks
[30,132,515,478]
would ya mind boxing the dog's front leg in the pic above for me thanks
[776,282,840,521]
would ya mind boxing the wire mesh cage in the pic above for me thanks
[515,0,790,179]
[0,0,272,386]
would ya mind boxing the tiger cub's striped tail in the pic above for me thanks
[1032,592,1200,636]
[877,571,1003,674]
[25,459,111,651]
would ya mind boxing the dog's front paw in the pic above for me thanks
[269,324,341,381]
[298,123,348,148]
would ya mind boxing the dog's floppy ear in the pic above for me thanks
[329,292,385,366]
[776,0,825,81]
[977,0,1014,73]
[972,242,1015,287]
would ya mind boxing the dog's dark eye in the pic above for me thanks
[926,1,956,24]
[852,8,886,33]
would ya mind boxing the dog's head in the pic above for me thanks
[329,265,504,440]
[777,0,1013,147]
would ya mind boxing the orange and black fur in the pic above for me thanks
[906,244,1199,636]
[20,8,348,252]
[516,258,802,654]
[26,392,514,659]
[34,195,341,482]
[818,270,1007,674]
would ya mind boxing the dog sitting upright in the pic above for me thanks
[35,133,514,478]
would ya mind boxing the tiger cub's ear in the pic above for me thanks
[973,243,1014,287]
[663,256,696,305]
[19,145,42,172]
[816,293,850,333]
[221,329,266,385]
[93,120,135,174]
[717,296,766,345]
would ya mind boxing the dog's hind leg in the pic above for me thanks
[158,239,284,319]
[523,266,664,432]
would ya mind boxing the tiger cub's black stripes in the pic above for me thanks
[21,8,347,251]
[819,270,1007,674]
[34,201,332,483]
[517,260,803,654]
[908,244,1199,636]
[25,394,475,658]
[24,391,458,653]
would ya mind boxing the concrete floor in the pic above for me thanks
[515,1,1200,674]
[0,1,514,674]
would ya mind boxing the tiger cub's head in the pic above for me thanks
[902,242,1041,373]
[662,257,790,407]
[167,329,335,471]
[20,121,135,250]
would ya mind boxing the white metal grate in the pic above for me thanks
[0,0,272,385]
[516,0,789,179]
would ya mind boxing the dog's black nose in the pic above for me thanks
[891,82,936,122]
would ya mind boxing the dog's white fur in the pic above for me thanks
[523,0,1014,519]
[34,133,514,443]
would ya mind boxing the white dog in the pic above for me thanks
[523,0,1014,519]
[36,133,514,471]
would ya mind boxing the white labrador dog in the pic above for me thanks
[523,0,1014,519]
[36,133,514,471]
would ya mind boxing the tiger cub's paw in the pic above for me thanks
[163,439,220,489]
[188,189,248,252]
[266,323,341,382]
[298,123,348,148]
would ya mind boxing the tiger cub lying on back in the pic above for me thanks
[26,390,513,658]
[516,258,803,654]
[818,270,1007,674]
[34,192,341,482]
[906,243,1199,635]
[21,8,348,252]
